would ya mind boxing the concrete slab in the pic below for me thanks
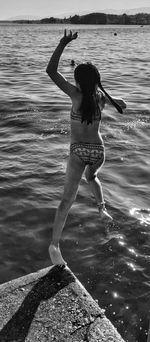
[0,265,125,342]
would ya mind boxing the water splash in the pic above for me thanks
[130,208,150,226]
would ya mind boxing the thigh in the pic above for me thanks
[63,152,85,200]
[85,152,105,181]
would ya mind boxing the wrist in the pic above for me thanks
[59,39,68,47]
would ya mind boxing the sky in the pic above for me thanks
[0,0,150,20]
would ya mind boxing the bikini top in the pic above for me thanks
[71,90,105,122]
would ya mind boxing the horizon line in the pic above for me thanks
[1,6,150,21]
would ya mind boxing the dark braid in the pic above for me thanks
[98,81,123,114]
[80,82,96,124]
[74,64,98,124]
[74,63,123,125]
[84,63,123,114]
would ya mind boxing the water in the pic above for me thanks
[0,24,150,341]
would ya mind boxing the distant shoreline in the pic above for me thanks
[0,11,150,25]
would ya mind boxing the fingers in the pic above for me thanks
[63,29,78,40]
[72,32,78,39]
[64,29,71,37]
[70,30,78,39]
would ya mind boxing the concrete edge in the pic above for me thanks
[0,266,53,296]
[0,266,125,341]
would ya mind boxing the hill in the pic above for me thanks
[2,10,150,25]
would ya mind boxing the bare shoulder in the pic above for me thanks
[71,88,82,110]
[97,89,105,100]
[96,88,106,110]
[47,70,77,98]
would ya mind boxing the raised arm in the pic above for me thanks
[46,29,78,98]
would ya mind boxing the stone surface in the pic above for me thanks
[0,265,125,342]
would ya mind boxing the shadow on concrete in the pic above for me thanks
[0,265,75,342]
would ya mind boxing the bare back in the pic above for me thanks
[70,87,104,145]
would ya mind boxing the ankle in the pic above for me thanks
[50,241,59,248]
[97,201,106,211]
[98,202,113,221]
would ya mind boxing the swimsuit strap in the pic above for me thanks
[71,108,81,121]
[71,90,104,122]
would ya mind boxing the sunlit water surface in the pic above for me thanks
[0,24,150,341]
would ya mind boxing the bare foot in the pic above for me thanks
[49,244,67,265]
[99,208,113,221]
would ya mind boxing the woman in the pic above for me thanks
[46,30,126,265]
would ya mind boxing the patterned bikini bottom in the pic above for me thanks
[70,142,105,167]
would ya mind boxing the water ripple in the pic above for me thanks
[0,23,150,342]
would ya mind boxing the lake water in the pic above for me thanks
[0,23,150,341]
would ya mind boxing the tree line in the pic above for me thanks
[11,12,150,25]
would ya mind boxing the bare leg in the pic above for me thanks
[49,153,85,265]
[49,199,73,265]
[88,175,104,204]
[85,165,112,221]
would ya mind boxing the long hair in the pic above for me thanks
[74,63,123,124]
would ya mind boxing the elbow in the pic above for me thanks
[46,67,51,76]
[46,66,54,77]
[122,101,127,109]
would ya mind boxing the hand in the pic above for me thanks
[60,29,78,45]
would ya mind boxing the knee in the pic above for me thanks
[85,171,96,183]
